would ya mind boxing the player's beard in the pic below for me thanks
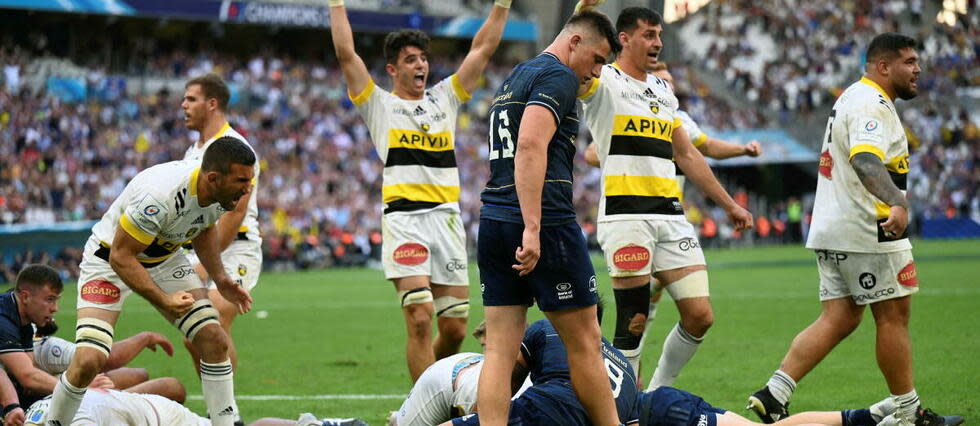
[895,84,918,100]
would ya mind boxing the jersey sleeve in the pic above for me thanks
[351,78,392,156]
[0,319,28,353]
[846,105,892,161]
[527,67,579,125]
[121,192,166,245]
[679,111,708,147]
[431,74,471,112]
[519,320,549,366]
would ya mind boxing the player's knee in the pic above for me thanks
[174,299,221,342]
[682,307,714,336]
[405,306,433,339]
[194,324,230,357]
[821,310,863,337]
[438,318,468,344]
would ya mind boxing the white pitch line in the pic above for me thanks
[189,394,407,401]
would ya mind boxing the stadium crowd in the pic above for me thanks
[2,3,977,279]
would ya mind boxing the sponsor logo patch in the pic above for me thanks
[858,272,877,290]
[143,205,160,216]
[81,279,121,304]
[556,282,574,300]
[172,267,194,279]
[679,238,700,251]
[865,119,879,131]
[898,262,918,287]
[445,258,466,272]
[819,149,833,179]
[589,275,597,293]
[612,245,650,271]
[393,243,428,266]
[238,264,248,276]
[52,346,62,357]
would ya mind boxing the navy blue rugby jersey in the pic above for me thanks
[480,53,581,226]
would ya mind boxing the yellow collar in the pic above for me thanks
[203,122,232,144]
[189,167,200,197]
[860,76,892,101]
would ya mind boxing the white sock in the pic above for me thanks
[766,369,797,406]
[201,359,237,426]
[871,396,898,422]
[647,322,702,389]
[44,374,87,424]
[892,389,919,423]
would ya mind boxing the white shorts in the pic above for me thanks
[816,249,919,305]
[186,241,263,291]
[382,211,468,286]
[395,352,482,426]
[597,219,706,278]
[77,240,204,312]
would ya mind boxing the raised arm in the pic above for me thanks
[698,137,762,159]
[455,1,512,94]
[672,125,753,229]
[851,152,909,237]
[328,0,371,98]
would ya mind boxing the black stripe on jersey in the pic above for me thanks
[143,239,181,258]
[608,135,673,160]
[889,170,907,190]
[384,199,443,214]
[606,195,684,216]
[94,246,165,268]
[385,148,457,168]
[674,161,685,177]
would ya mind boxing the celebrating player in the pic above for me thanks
[477,7,623,426]
[746,33,962,426]
[44,138,255,426]
[576,5,751,389]
[181,73,263,384]
[328,0,512,382]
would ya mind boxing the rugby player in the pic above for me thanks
[44,138,255,426]
[583,60,762,386]
[328,0,512,382]
[576,4,751,389]
[746,33,962,426]
[476,6,623,425]
[181,73,263,387]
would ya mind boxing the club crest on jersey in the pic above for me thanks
[865,119,879,132]
[81,279,121,304]
[649,101,659,114]
[421,123,430,132]
[143,205,160,216]
[393,243,428,266]
[818,150,833,179]
[238,264,247,276]
[613,245,650,271]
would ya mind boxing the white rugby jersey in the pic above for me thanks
[580,63,685,222]
[24,390,210,426]
[87,161,223,266]
[807,76,912,253]
[351,75,469,215]
[183,122,261,243]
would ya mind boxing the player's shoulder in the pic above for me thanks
[838,79,894,116]
[132,160,196,198]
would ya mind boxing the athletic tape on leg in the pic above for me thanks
[75,317,114,357]
[397,287,433,307]
[665,270,709,300]
[434,296,469,318]
[174,299,220,341]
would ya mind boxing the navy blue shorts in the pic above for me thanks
[478,219,598,312]
[452,382,590,426]
[638,387,727,426]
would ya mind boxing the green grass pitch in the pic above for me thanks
[48,239,979,424]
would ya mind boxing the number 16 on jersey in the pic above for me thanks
[488,109,514,160]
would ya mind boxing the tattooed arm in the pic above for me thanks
[851,152,908,237]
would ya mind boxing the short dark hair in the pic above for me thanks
[383,30,430,65]
[201,136,256,174]
[16,264,63,293]
[866,33,917,63]
[616,7,663,34]
[186,73,231,111]
[566,9,622,55]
